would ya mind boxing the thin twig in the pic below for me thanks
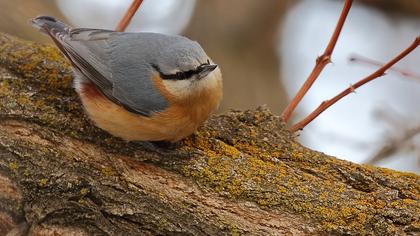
[289,37,420,132]
[280,0,353,122]
[349,53,420,81]
[116,0,144,32]
[365,123,420,165]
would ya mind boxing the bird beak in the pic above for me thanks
[197,64,218,79]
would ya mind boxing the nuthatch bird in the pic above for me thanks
[32,16,222,142]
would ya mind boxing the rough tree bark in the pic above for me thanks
[0,33,418,236]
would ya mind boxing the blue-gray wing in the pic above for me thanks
[56,28,169,116]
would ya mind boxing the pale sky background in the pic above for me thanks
[280,0,420,173]
[56,0,196,34]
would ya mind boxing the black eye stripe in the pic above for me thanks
[151,61,210,81]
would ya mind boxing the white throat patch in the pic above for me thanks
[161,68,222,99]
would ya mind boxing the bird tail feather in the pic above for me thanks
[31,16,70,38]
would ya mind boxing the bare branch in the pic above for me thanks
[115,0,144,32]
[280,0,353,122]
[1,31,420,236]
[349,53,420,81]
[290,37,420,132]
[365,124,420,165]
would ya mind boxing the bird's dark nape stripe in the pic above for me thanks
[151,63,207,81]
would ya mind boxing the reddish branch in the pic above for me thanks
[289,37,420,132]
[116,0,144,32]
[280,0,353,122]
[349,54,420,81]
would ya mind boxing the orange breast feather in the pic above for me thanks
[78,74,222,142]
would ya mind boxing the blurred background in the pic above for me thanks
[0,0,419,173]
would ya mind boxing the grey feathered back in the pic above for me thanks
[32,16,209,116]
[105,33,208,115]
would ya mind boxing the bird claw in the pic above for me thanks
[137,141,192,160]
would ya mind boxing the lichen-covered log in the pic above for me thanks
[0,33,419,236]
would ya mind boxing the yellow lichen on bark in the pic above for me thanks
[0,32,419,235]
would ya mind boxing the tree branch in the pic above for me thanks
[115,0,144,32]
[0,33,419,235]
[349,53,420,81]
[280,0,353,122]
[290,37,420,132]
